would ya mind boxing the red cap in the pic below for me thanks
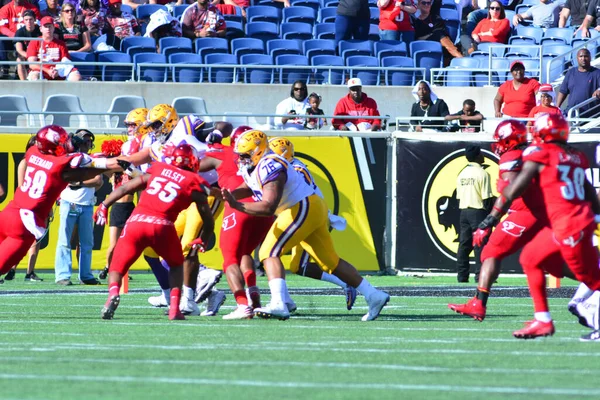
[40,16,54,26]
[109,0,122,4]
[509,60,525,71]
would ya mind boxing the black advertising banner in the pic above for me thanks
[395,138,600,273]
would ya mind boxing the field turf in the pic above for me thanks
[0,273,598,400]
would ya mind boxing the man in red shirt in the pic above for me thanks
[181,0,226,39]
[0,0,41,76]
[26,16,81,81]
[332,78,382,131]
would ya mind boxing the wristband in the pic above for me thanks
[91,157,107,169]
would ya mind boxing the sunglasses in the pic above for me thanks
[489,6,500,10]
[420,1,432,5]
[293,87,305,91]
[63,9,75,13]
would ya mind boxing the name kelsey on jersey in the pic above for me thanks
[161,168,186,183]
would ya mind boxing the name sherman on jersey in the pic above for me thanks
[240,153,315,215]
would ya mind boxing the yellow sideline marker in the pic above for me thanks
[120,273,129,294]
[548,276,560,289]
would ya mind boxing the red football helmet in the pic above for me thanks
[491,120,527,155]
[170,144,199,172]
[230,125,253,146]
[533,113,569,143]
[36,125,73,156]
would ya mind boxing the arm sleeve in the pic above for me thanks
[26,41,38,59]
[369,99,381,126]
[331,99,346,129]
[480,172,493,200]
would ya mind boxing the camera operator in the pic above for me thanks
[274,81,311,130]
[54,129,104,286]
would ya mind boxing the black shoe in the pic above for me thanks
[25,272,43,282]
[98,266,109,280]
[0,278,4,284]
[5,269,15,281]
[81,278,101,285]
[101,295,120,320]
[457,278,469,283]
[56,279,73,286]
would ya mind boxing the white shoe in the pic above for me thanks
[180,296,200,316]
[195,267,222,303]
[569,290,597,316]
[254,301,290,320]
[148,293,168,308]
[575,292,600,330]
[286,299,297,314]
[223,305,253,320]
[200,289,226,316]
[362,290,390,321]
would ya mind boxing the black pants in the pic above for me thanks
[456,208,487,282]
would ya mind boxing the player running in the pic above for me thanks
[222,130,390,321]
[94,144,215,321]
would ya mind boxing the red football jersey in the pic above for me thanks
[522,143,594,239]
[134,162,207,222]
[206,144,244,191]
[498,148,545,215]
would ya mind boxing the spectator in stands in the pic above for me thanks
[57,1,92,53]
[410,80,450,132]
[411,0,463,60]
[14,10,40,80]
[27,16,82,81]
[332,77,381,131]
[494,60,540,118]
[556,48,600,116]
[105,0,141,49]
[145,8,182,50]
[445,99,484,132]
[80,0,108,39]
[527,84,563,128]
[377,0,417,46]
[469,1,510,53]
[42,0,62,24]
[512,0,564,29]
[0,0,41,79]
[335,0,371,42]
[304,92,328,130]
[181,0,226,39]
[577,1,600,37]
[55,130,103,286]
[275,80,311,130]
[559,0,588,28]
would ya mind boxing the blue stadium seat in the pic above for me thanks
[256,0,284,8]
[323,0,339,7]
[226,20,245,40]
[520,0,538,5]
[162,45,192,59]
[542,44,572,56]
[542,27,574,45]
[477,42,505,57]
[195,37,229,62]
[98,52,132,82]
[276,54,310,84]
[160,37,192,52]
[339,40,374,61]
[247,21,279,42]
[134,53,167,82]
[126,45,155,57]
[173,4,190,19]
[505,10,516,28]
[170,53,203,83]
[224,14,244,24]
[319,7,337,23]
[303,39,337,62]
[505,45,538,58]
[205,53,238,83]
[382,56,414,86]
[445,19,460,43]
[543,55,563,83]
[136,4,167,20]
[521,58,540,78]
[450,57,479,68]
[574,29,600,40]
[491,58,510,86]
[368,24,380,41]
[346,55,379,85]
[439,7,459,21]
[241,54,274,84]
[246,5,281,23]
[232,38,265,60]
[509,36,537,45]
[409,40,442,56]
[315,23,336,40]
[121,36,155,53]
[267,39,302,59]
[290,0,320,12]
[369,7,379,24]
[312,54,344,84]
[413,50,442,81]
[515,25,543,44]
[281,22,314,41]
[375,40,407,62]
[69,51,95,79]
[446,58,479,87]
[283,6,316,25]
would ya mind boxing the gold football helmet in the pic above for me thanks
[268,137,294,162]
[123,107,149,137]
[234,130,268,168]
[146,104,179,143]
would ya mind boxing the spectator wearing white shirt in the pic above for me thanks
[274,81,311,130]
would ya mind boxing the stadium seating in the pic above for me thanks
[205,53,238,83]
[173,4,189,19]
[382,56,414,86]
[246,21,279,42]
[105,95,146,128]
[121,36,156,53]
[312,54,344,84]
[98,52,132,82]
[303,39,337,62]
[69,52,95,80]
[276,54,310,84]
[171,97,210,119]
[283,6,317,25]
[232,38,266,60]
[281,22,314,40]
[246,5,281,23]
[0,95,31,126]
[413,50,443,81]
[241,54,274,84]
[319,7,337,23]
[347,55,379,85]
[375,41,408,62]
[339,40,374,61]
[267,39,302,59]
[170,53,204,83]
[315,23,336,40]
[195,37,229,62]
[134,53,167,82]
[42,94,87,127]
[136,4,167,20]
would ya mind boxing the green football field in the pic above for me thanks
[0,273,598,400]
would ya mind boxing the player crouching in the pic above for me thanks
[94,144,215,321]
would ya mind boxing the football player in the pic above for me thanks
[222,130,390,321]
[477,114,600,339]
[94,144,215,321]
[268,137,357,311]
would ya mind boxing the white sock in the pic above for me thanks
[268,278,287,304]
[571,283,593,302]
[534,312,552,323]
[321,272,345,288]
[162,289,171,305]
[183,285,194,300]
[357,278,376,298]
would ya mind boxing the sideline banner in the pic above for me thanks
[395,137,600,273]
[0,134,385,272]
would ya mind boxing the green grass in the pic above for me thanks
[0,273,597,400]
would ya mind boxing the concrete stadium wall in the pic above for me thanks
[4,81,500,121]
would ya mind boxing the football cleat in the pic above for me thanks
[4,269,15,281]
[24,272,43,282]
[286,299,297,314]
[580,330,600,342]
[362,290,390,321]
[168,308,186,321]
[574,294,600,330]
[195,267,222,303]
[223,305,253,320]
[101,295,120,320]
[180,296,201,316]
[148,293,169,308]
[200,289,226,316]
[247,286,261,310]
[345,284,357,311]
[254,301,290,320]
[448,297,486,321]
[513,319,555,339]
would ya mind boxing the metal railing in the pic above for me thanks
[545,36,600,84]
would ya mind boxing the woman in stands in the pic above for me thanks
[80,0,108,39]
[469,1,510,54]
[57,1,92,53]
[494,60,540,118]
[377,0,417,46]
[410,0,463,61]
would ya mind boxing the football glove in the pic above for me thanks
[94,203,108,226]
[473,227,492,247]
[188,238,207,253]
